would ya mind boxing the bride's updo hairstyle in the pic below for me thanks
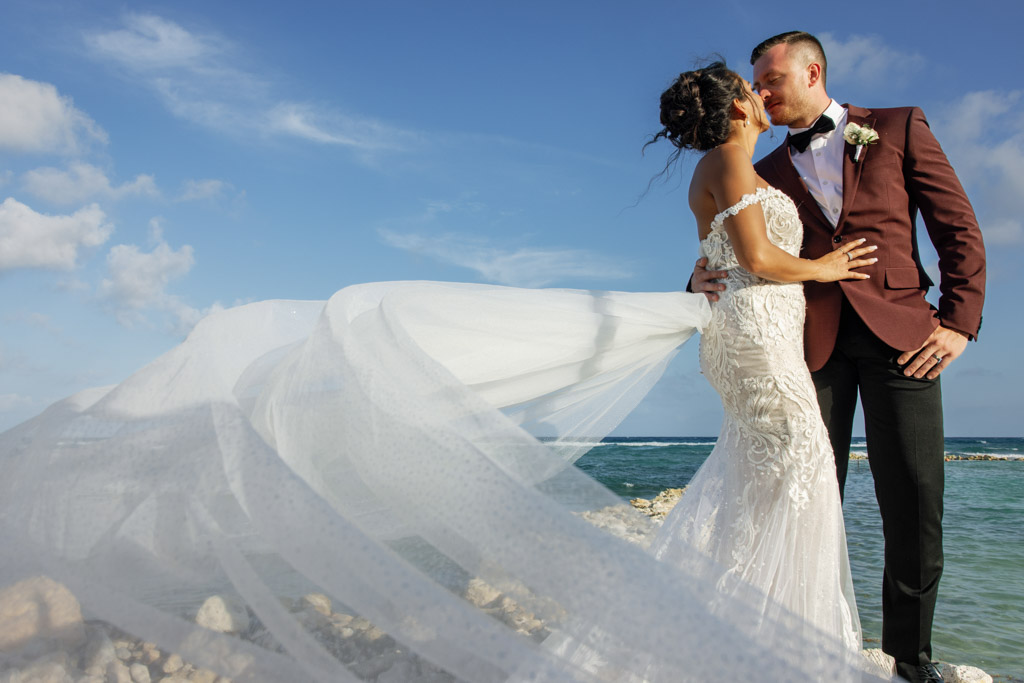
[648,61,749,159]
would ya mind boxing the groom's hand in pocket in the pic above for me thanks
[898,324,970,379]
[690,257,729,302]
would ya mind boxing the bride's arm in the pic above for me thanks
[694,145,876,283]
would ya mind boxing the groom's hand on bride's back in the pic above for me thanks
[689,257,729,302]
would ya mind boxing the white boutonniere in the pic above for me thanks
[843,122,879,162]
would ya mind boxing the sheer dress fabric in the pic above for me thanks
[1,247,873,679]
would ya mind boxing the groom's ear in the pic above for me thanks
[807,62,824,89]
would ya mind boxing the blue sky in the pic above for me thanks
[1,0,1020,436]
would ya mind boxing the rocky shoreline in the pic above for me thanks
[0,575,548,683]
[846,453,1020,462]
[0,505,1001,683]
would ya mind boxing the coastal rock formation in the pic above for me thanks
[0,575,85,655]
[0,575,999,682]
[849,452,1020,462]
[943,454,1017,461]
[941,663,994,683]
[577,503,658,546]
[195,595,250,634]
[862,649,993,683]
[574,488,687,549]
[630,487,685,519]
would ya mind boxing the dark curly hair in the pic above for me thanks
[645,61,753,168]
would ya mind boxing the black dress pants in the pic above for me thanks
[811,299,944,670]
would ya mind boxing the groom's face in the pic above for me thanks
[752,44,816,128]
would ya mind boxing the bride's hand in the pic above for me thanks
[812,239,878,282]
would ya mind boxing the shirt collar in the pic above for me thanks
[790,99,846,135]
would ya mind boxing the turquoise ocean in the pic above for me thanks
[575,437,1024,682]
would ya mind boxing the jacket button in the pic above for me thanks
[833,236,842,243]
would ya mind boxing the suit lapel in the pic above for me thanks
[836,105,874,231]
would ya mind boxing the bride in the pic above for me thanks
[645,61,874,651]
[0,68,883,683]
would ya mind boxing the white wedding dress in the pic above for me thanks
[0,192,873,682]
[652,186,862,649]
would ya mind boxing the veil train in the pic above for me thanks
[0,281,878,682]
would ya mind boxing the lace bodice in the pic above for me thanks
[700,186,803,275]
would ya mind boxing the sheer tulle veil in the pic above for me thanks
[0,281,879,681]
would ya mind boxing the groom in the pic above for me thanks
[691,32,986,683]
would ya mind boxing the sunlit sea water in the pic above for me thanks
[575,437,1024,681]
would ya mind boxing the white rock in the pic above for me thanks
[861,648,894,678]
[300,593,331,616]
[649,488,685,517]
[464,579,501,608]
[107,659,132,683]
[942,664,993,683]
[195,596,249,634]
[0,576,85,653]
[629,488,685,519]
[4,655,72,683]
[330,613,353,628]
[129,663,151,683]
[186,668,217,683]
[139,644,159,665]
[161,654,183,674]
[859,651,993,683]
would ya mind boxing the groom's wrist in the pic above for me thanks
[940,322,974,341]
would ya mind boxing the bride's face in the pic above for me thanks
[740,79,770,133]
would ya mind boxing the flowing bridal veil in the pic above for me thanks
[0,282,878,682]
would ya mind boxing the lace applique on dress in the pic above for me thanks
[653,183,862,653]
[700,186,804,274]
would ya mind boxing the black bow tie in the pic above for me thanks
[788,115,836,153]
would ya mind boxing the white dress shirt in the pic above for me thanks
[789,99,847,226]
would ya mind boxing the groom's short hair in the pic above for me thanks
[750,31,828,86]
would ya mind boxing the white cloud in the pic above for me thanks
[381,229,632,288]
[931,90,1024,246]
[819,33,926,91]
[0,73,107,155]
[85,14,415,154]
[98,223,201,332]
[178,178,227,201]
[266,103,415,151]
[0,198,113,271]
[85,13,220,69]
[22,162,159,205]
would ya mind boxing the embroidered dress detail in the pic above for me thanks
[653,184,862,651]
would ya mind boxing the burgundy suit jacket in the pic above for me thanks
[754,105,986,372]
